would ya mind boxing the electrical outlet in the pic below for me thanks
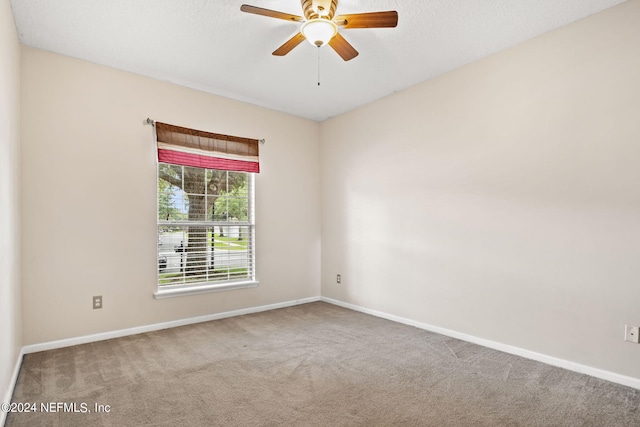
[625,325,639,343]
[336,274,341,284]
[93,296,103,310]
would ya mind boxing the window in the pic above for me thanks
[153,122,260,298]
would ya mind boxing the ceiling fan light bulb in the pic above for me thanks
[301,19,337,47]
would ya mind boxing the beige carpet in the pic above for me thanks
[7,302,640,426]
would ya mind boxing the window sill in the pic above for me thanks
[154,280,259,299]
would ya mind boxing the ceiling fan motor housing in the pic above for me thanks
[302,0,337,20]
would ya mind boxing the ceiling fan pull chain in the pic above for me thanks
[317,46,321,86]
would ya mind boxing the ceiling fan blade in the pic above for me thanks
[240,4,304,22]
[273,32,307,56]
[328,33,359,61]
[334,11,398,29]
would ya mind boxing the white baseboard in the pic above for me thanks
[23,296,321,354]
[321,296,640,391]
[1,348,24,427]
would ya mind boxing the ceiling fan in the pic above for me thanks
[240,0,398,61]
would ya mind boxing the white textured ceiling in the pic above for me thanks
[10,0,627,121]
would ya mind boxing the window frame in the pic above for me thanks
[154,164,258,299]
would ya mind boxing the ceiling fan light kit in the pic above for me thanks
[240,0,398,61]
[301,19,338,47]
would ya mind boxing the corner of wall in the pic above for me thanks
[0,1,23,424]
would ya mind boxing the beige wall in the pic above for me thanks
[0,0,21,414]
[20,47,321,345]
[321,0,640,380]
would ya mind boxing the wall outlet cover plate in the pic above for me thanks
[625,325,639,343]
[93,296,103,309]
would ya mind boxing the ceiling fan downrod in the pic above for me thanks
[301,0,338,20]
